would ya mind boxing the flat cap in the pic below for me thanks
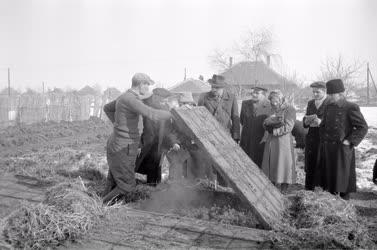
[132,73,155,86]
[153,88,178,98]
[310,81,326,89]
[251,86,268,92]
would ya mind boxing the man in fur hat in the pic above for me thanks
[318,79,368,199]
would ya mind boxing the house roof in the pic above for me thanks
[221,61,297,87]
[78,85,100,96]
[169,78,211,94]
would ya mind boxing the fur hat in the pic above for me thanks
[326,79,345,94]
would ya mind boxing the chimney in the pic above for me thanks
[229,57,233,68]
[266,55,271,67]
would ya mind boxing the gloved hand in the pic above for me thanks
[265,125,274,134]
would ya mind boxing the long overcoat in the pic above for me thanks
[198,90,240,140]
[318,98,368,193]
[303,97,329,190]
[261,103,296,184]
[135,97,178,184]
[240,99,271,167]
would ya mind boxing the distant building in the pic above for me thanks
[169,78,211,102]
[78,85,100,96]
[220,61,297,98]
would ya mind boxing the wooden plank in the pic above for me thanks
[171,106,287,229]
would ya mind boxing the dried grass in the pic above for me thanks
[1,179,111,250]
[272,189,373,249]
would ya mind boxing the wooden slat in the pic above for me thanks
[172,106,287,229]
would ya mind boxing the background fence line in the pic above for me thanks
[0,92,115,129]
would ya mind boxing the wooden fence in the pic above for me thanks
[0,93,115,128]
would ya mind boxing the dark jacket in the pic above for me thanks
[303,97,329,190]
[318,98,368,193]
[198,90,240,140]
[240,99,271,167]
[135,96,178,180]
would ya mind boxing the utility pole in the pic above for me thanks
[42,82,45,94]
[367,63,370,105]
[7,68,10,96]
[184,68,187,80]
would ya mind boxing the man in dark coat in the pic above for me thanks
[303,81,329,190]
[318,79,368,199]
[240,86,271,168]
[198,74,240,142]
[135,88,181,185]
[197,74,240,185]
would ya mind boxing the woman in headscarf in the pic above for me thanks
[261,90,296,192]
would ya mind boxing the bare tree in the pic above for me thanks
[319,55,364,97]
[234,28,274,63]
[209,28,276,71]
[208,49,232,71]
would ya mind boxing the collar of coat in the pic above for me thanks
[328,97,347,108]
[206,90,231,101]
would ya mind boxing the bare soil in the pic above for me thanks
[1,119,377,248]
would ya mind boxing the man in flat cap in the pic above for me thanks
[135,88,181,185]
[197,74,240,185]
[303,81,329,190]
[318,79,368,199]
[102,73,172,203]
[240,86,271,168]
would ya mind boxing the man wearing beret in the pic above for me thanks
[303,81,329,190]
[102,73,172,203]
[240,86,271,168]
[135,88,181,185]
[318,79,368,199]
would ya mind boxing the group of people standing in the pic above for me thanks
[102,72,368,204]
[304,79,368,199]
[240,78,368,198]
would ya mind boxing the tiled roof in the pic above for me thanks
[169,78,211,93]
[221,61,296,87]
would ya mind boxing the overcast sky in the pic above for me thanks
[0,0,376,92]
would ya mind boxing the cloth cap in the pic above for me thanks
[132,73,155,86]
[310,81,326,89]
[326,79,345,94]
[251,86,268,92]
[208,74,228,88]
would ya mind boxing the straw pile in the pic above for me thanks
[273,189,373,249]
[1,180,108,249]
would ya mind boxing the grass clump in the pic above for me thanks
[272,189,373,249]
[1,179,109,249]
